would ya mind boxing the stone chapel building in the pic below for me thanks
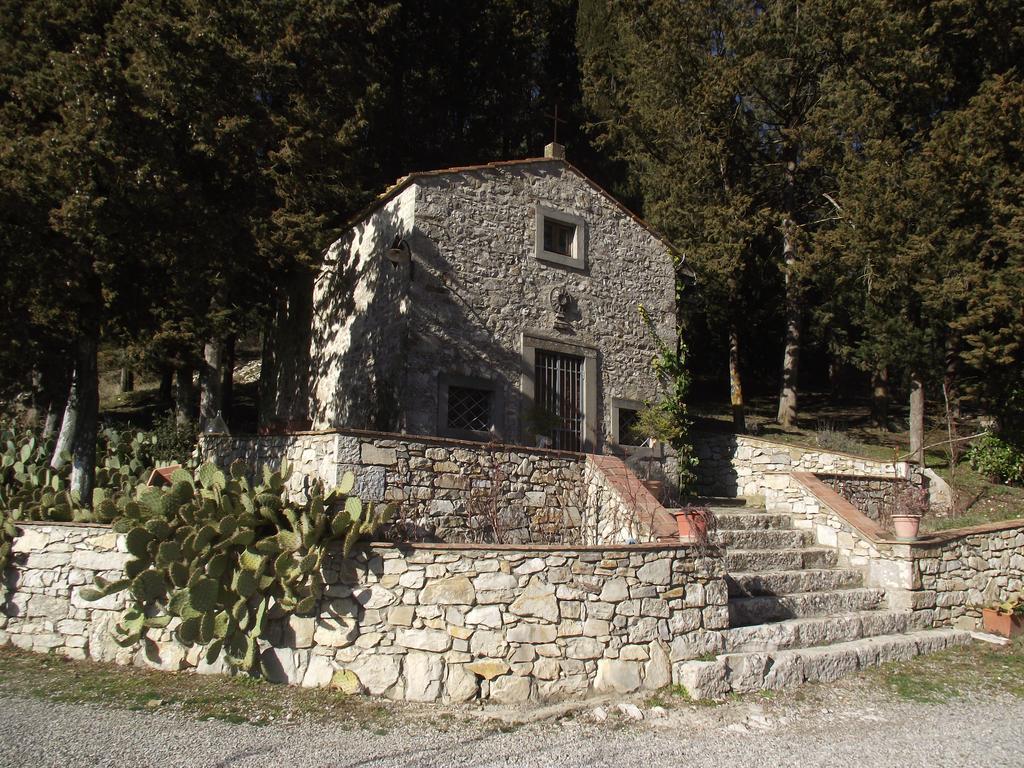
[304,144,681,455]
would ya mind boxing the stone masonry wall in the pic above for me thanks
[818,474,919,523]
[308,160,677,451]
[911,524,1024,628]
[201,432,586,545]
[1,523,726,703]
[695,432,912,498]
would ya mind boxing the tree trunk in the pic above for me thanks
[259,270,314,431]
[776,147,801,428]
[944,335,960,424]
[51,370,78,469]
[69,334,99,504]
[871,366,890,429]
[158,366,173,403]
[728,323,746,433]
[221,334,236,422]
[199,340,224,428]
[175,367,194,426]
[119,366,134,393]
[909,373,925,466]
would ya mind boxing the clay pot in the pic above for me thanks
[675,511,708,542]
[982,607,1024,639]
[891,514,921,540]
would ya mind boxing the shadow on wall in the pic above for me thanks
[310,204,414,432]
[693,432,741,498]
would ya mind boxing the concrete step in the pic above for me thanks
[724,548,838,571]
[728,587,886,626]
[716,529,810,549]
[677,628,972,699]
[671,611,925,661]
[727,568,863,597]
[714,511,793,531]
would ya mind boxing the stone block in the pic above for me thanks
[509,577,558,623]
[404,652,443,702]
[396,628,451,652]
[361,444,398,466]
[421,576,476,606]
[594,659,641,694]
[350,654,402,695]
[506,623,557,644]
[489,674,532,703]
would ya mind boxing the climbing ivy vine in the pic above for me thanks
[637,305,699,497]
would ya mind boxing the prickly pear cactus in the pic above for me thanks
[82,460,393,675]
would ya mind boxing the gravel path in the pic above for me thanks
[1,690,1020,768]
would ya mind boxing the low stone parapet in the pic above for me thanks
[201,431,586,544]
[695,431,911,498]
[764,472,1024,629]
[1,522,726,703]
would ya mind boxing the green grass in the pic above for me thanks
[0,646,397,728]
[694,392,1024,531]
[865,639,1024,703]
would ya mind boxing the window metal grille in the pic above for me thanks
[543,218,575,256]
[446,386,492,433]
[534,350,584,451]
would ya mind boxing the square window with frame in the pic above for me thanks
[534,204,586,268]
[447,386,492,433]
[543,218,576,257]
[617,406,644,447]
[438,375,502,440]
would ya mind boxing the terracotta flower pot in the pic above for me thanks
[982,607,1024,638]
[675,511,708,542]
[891,514,921,540]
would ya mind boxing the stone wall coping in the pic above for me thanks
[364,540,718,555]
[908,517,1024,548]
[792,472,891,543]
[201,427,585,461]
[10,520,716,556]
[694,428,909,467]
[14,519,113,531]
[793,471,1024,548]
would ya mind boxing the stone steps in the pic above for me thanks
[677,628,971,698]
[678,610,925,661]
[713,511,793,530]
[728,587,886,626]
[727,568,863,597]
[724,547,839,571]
[716,528,810,550]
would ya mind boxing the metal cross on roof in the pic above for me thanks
[544,105,567,145]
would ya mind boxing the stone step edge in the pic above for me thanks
[728,586,885,604]
[676,628,972,700]
[671,610,920,662]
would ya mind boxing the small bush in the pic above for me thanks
[967,433,1024,485]
[150,411,198,463]
[815,426,859,454]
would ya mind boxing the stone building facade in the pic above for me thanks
[305,147,679,455]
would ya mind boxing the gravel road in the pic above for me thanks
[1,688,1019,768]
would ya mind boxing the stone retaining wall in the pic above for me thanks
[817,474,919,523]
[1,522,726,703]
[201,432,586,545]
[910,524,1024,628]
[765,473,1024,629]
[695,432,911,498]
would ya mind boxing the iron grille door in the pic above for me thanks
[534,350,585,451]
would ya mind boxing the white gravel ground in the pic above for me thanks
[0,689,1020,768]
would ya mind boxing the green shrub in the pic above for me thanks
[150,411,198,463]
[83,461,393,674]
[967,433,1024,485]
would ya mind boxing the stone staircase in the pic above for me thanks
[677,499,971,699]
